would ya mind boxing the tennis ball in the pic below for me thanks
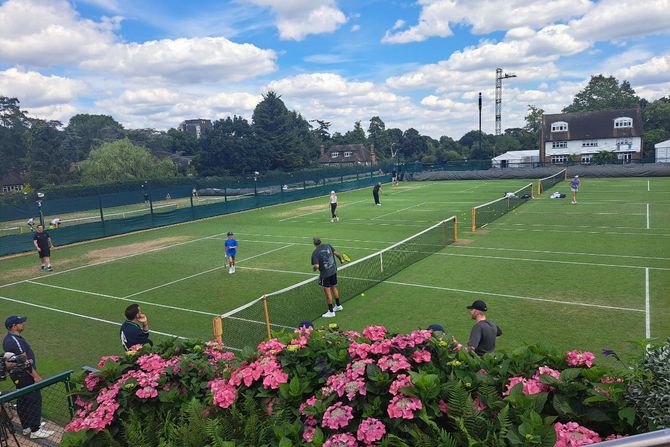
[361,293,365,297]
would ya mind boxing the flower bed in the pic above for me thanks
[62,326,659,446]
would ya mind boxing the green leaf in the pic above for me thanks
[618,407,636,426]
[552,394,574,417]
[278,437,293,447]
[560,368,582,382]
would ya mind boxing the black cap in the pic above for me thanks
[227,231,233,236]
[5,316,27,329]
[466,300,487,311]
[427,324,444,332]
[313,237,321,245]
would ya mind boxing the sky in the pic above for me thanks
[0,0,668,139]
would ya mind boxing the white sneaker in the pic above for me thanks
[376,203,381,206]
[334,305,343,312]
[321,311,336,318]
[24,422,46,435]
[31,428,55,439]
[232,266,236,273]
[228,267,233,274]
[331,218,334,222]
[336,217,339,222]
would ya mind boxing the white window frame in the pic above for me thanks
[551,155,568,164]
[552,141,568,149]
[618,152,632,162]
[343,151,352,158]
[616,137,632,146]
[330,152,339,159]
[551,121,568,132]
[614,117,632,128]
[580,154,593,165]
[582,140,598,147]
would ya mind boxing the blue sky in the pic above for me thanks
[0,0,668,138]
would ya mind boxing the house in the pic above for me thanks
[178,119,212,139]
[1,173,25,193]
[318,144,377,166]
[540,108,643,164]
[655,139,670,163]
[492,150,540,168]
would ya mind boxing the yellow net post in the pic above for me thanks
[471,208,476,233]
[532,183,535,198]
[212,317,223,343]
[262,295,272,340]
[454,216,458,242]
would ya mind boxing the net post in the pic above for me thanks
[453,216,458,242]
[380,252,384,273]
[212,317,223,343]
[262,295,272,340]
[531,183,535,199]
[441,220,445,246]
[471,208,476,233]
[564,169,568,180]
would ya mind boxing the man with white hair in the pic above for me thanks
[570,175,580,204]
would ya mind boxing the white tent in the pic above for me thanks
[492,150,539,168]
[655,139,670,163]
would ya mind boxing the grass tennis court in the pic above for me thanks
[1,177,669,384]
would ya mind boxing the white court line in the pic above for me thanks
[493,227,670,237]
[279,199,367,222]
[26,280,219,316]
[0,294,186,339]
[0,231,229,290]
[372,202,426,220]
[124,243,295,298]
[647,203,650,230]
[231,265,644,313]
[648,180,650,192]
[645,268,650,339]
[498,222,649,231]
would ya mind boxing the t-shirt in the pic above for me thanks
[330,195,337,204]
[3,333,37,371]
[373,184,381,193]
[467,320,502,356]
[33,231,50,249]
[120,321,152,351]
[571,178,580,189]
[225,239,238,255]
[311,244,337,278]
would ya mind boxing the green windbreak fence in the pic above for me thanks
[0,173,389,257]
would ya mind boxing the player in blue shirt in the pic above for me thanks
[225,231,238,274]
[570,175,580,204]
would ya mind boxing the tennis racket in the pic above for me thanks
[340,253,352,263]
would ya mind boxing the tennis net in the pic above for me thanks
[471,183,533,232]
[219,216,458,351]
[538,169,567,194]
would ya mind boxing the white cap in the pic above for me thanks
[331,191,335,194]
[575,175,579,178]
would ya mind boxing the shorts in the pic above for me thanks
[319,273,337,288]
[38,247,50,258]
[571,187,578,193]
[226,251,236,259]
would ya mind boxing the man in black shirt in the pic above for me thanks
[32,225,53,272]
[120,304,153,351]
[311,237,344,318]
[373,182,382,206]
[466,300,502,355]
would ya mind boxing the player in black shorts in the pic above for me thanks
[373,182,382,205]
[33,225,53,271]
[311,237,344,318]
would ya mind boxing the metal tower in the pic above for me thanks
[495,68,517,135]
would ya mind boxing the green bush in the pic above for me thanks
[626,338,670,430]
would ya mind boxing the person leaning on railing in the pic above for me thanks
[2,315,55,439]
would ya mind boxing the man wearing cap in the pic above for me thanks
[33,224,54,272]
[120,304,153,351]
[311,237,344,318]
[372,182,382,206]
[329,191,339,222]
[466,300,502,356]
[3,316,54,439]
[570,175,580,204]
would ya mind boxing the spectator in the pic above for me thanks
[3,316,55,439]
[466,300,502,355]
[33,224,54,272]
[120,304,153,351]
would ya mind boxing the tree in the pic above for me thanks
[592,150,618,164]
[524,105,544,136]
[343,121,367,145]
[196,116,258,176]
[64,114,124,162]
[368,116,389,157]
[563,75,640,113]
[309,120,332,143]
[643,97,670,133]
[167,128,199,155]
[0,96,30,177]
[79,138,176,183]
[26,120,70,188]
[126,128,171,154]
[400,128,426,160]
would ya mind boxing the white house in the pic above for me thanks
[655,139,670,163]
[492,150,539,168]
[540,108,643,164]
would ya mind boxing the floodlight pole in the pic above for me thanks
[36,199,44,227]
[478,92,482,154]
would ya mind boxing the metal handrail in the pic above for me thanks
[595,429,670,446]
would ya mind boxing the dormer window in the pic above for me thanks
[614,117,632,128]
[331,152,339,158]
[344,151,352,158]
[551,121,568,132]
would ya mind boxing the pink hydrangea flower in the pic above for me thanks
[208,378,237,409]
[343,377,367,400]
[600,376,624,384]
[257,338,286,354]
[439,400,449,414]
[96,355,119,368]
[389,374,413,396]
[566,350,596,368]
[605,434,626,441]
[348,341,372,359]
[473,397,486,412]
[347,359,373,378]
[84,373,101,391]
[136,386,158,399]
[411,349,431,363]
[554,421,601,447]
[299,395,318,415]
[363,325,387,341]
[303,426,316,442]
[357,417,386,444]
[370,339,393,355]
[378,354,411,373]
[324,432,358,447]
[322,402,354,430]
[503,376,548,396]
[534,365,561,382]
[387,394,422,419]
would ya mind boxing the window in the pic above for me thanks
[614,117,632,128]
[617,137,633,150]
[330,152,339,159]
[580,154,592,165]
[582,140,598,147]
[344,151,352,158]
[551,155,568,164]
[618,152,632,162]
[552,141,568,149]
[551,121,568,132]
[2,185,23,192]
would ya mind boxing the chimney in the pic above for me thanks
[320,144,325,157]
[370,144,377,165]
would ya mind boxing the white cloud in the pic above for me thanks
[0,0,118,67]
[25,103,79,123]
[351,24,361,32]
[383,0,593,44]
[614,54,670,86]
[247,0,346,41]
[82,37,277,82]
[0,67,87,107]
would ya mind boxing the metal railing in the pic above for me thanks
[595,429,670,446]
